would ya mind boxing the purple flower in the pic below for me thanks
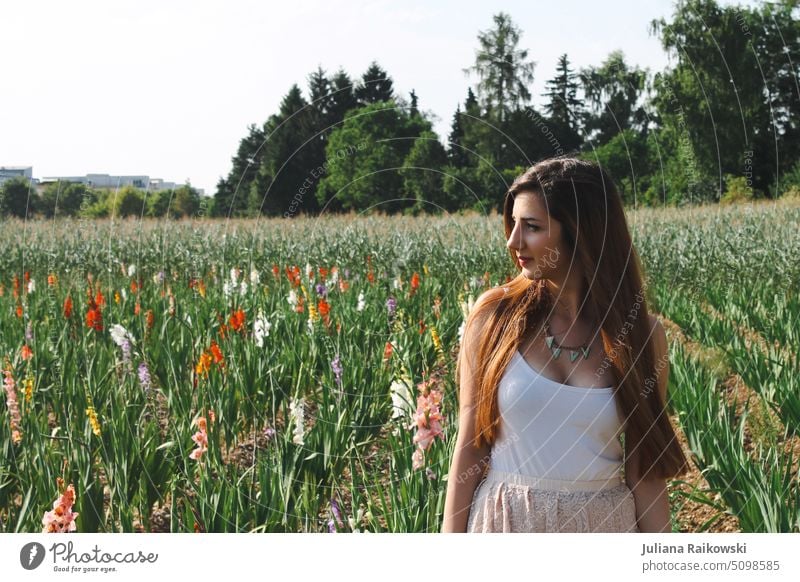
[386,296,397,317]
[263,426,276,440]
[327,519,336,533]
[121,338,132,366]
[315,283,328,298]
[344,269,350,279]
[331,355,343,387]
[137,361,152,391]
[331,497,344,528]
[157,271,165,284]
[25,322,33,343]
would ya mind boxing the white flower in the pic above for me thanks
[356,292,366,312]
[305,262,313,283]
[390,375,415,421]
[184,313,192,327]
[230,268,239,285]
[392,276,402,290]
[307,317,314,334]
[127,264,136,277]
[239,281,248,296]
[249,269,260,286]
[27,279,36,294]
[253,310,271,347]
[287,290,298,308]
[289,397,305,445]
[121,288,127,301]
[459,294,475,319]
[469,276,483,290]
[329,268,339,285]
[109,324,135,347]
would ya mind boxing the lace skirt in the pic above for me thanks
[467,470,640,533]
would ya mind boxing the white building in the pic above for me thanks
[0,166,34,187]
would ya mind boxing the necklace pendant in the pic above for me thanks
[581,346,591,359]
[545,336,555,349]
[551,347,561,359]
[569,350,579,362]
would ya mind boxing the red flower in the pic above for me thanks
[145,310,154,330]
[21,345,33,361]
[86,307,103,331]
[229,308,246,332]
[410,272,420,291]
[63,295,73,318]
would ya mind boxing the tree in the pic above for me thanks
[543,54,585,135]
[0,178,35,218]
[579,50,647,145]
[328,69,360,126]
[401,131,449,214]
[316,100,434,214]
[355,62,394,105]
[109,186,146,218]
[464,12,536,122]
[249,84,316,216]
[38,181,89,217]
[648,0,799,197]
[214,123,266,217]
[174,185,201,217]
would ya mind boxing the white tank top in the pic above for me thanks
[488,349,625,482]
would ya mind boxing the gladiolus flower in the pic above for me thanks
[3,367,23,444]
[15,304,23,319]
[189,416,208,461]
[63,295,73,318]
[42,482,79,533]
[410,272,420,292]
[48,273,58,287]
[195,351,212,377]
[21,345,33,361]
[145,310,154,330]
[86,307,103,331]
[209,341,224,368]
[86,405,101,437]
[229,308,246,332]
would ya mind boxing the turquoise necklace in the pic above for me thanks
[543,319,592,362]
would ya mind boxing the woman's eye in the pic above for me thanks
[526,224,539,231]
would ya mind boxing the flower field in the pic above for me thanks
[1,200,799,532]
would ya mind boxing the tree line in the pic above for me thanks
[211,0,799,217]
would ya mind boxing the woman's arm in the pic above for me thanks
[625,315,673,533]
[441,292,495,532]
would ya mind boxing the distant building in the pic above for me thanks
[39,173,202,194]
[0,166,34,187]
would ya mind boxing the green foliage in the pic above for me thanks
[401,132,449,215]
[316,100,432,214]
[39,182,91,218]
[0,178,34,218]
[720,174,756,205]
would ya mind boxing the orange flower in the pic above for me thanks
[383,341,393,361]
[134,301,141,316]
[295,294,305,313]
[47,273,58,287]
[0,283,4,296]
[418,319,426,335]
[338,279,349,293]
[209,341,225,368]
[95,289,105,308]
[195,351,212,376]
[318,267,328,282]
[317,298,330,317]
[130,279,138,294]
[21,345,33,361]
[15,304,23,319]
[410,272,420,291]
[114,291,120,304]
[229,308,246,332]
[63,295,73,318]
[145,310,154,330]
[272,264,280,279]
[12,275,20,299]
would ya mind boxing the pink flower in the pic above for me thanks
[189,416,208,461]
[412,448,425,470]
[42,484,79,533]
[3,367,22,444]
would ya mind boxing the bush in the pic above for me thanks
[720,174,756,205]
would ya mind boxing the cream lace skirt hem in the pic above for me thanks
[467,470,639,533]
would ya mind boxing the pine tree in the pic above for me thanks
[543,54,584,132]
[355,61,394,105]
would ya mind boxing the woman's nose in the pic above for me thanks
[507,223,521,250]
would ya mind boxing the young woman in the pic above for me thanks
[441,157,689,533]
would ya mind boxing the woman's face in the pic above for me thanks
[506,192,565,281]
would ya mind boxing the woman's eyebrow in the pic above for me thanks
[511,215,542,222]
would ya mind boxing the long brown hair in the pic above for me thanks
[457,156,689,481]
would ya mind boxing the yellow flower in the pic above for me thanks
[86,405,101,437]
[114,291,121,304]
[308,302,319,322]
[24,375,34,403]
[423,264,429,276]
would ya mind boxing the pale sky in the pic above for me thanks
[1,0,756,195]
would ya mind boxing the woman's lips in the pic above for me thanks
[518,257,532,265]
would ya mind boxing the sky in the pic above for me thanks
[1,0,757,195]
